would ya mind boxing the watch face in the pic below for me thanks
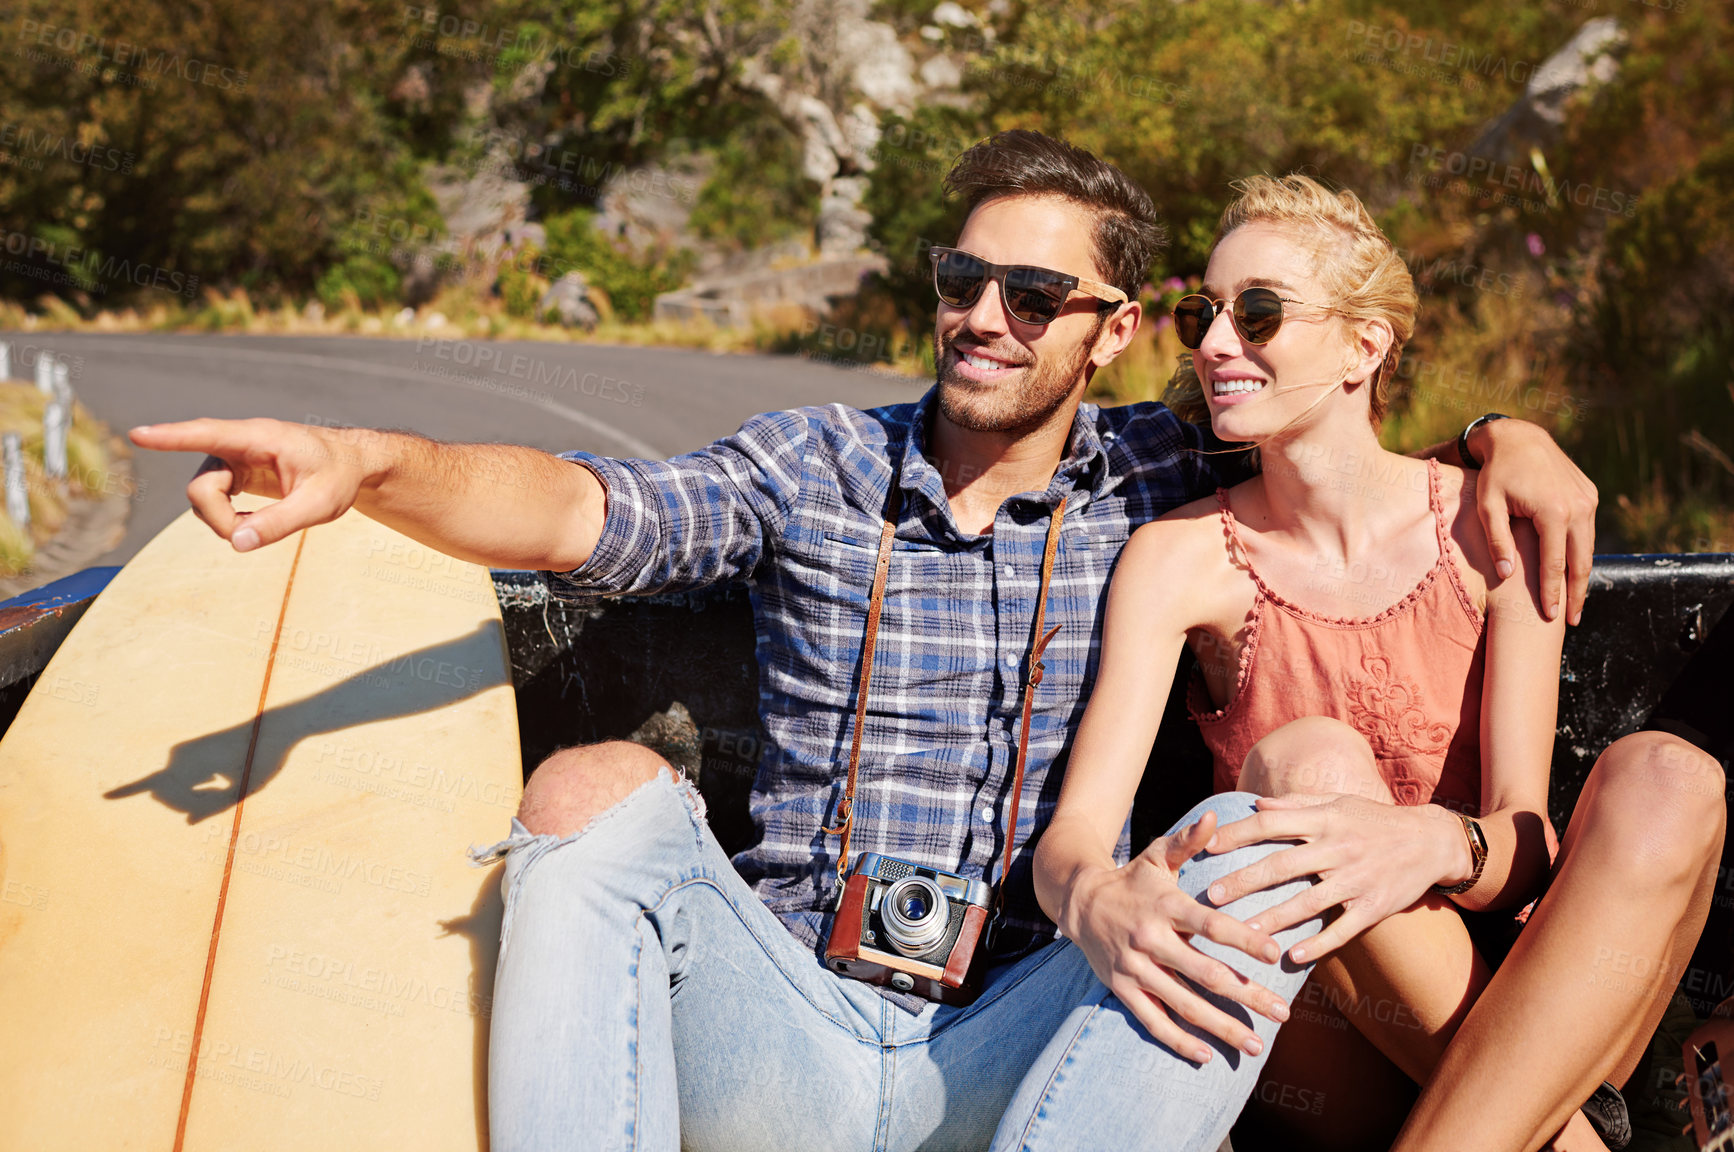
[1465,818,1488,877]
[1433,813,1488,896]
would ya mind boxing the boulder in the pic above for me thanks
[1471,17,1625,164]
[818,176,876,256]
[537,272,600,329]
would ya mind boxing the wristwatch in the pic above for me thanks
[1457,412,1509,470]
[1433,811,1489,896]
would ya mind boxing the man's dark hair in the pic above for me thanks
[942,129,1166,301]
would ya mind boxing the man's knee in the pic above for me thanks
[1179,790,1259,837]
[1240,716,1384,801]
[1168,791,1317,912]
[517,740,671,837]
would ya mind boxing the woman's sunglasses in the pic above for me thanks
[930,246,1128,326]
[1172,288,1325,349]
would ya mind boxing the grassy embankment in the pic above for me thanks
[0,287,933,372]
[0,376,120,578]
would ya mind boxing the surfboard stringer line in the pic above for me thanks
[172,529,309,1152]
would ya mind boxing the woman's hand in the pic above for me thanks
[1060,811,1291,1064]
[1200,794,1469,964]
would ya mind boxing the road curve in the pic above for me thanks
[0,331,928,570]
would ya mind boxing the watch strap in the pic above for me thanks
[1433,811,1489,896]
[1457,412,1509,470]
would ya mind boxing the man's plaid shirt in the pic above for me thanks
[546,385,1224,1000]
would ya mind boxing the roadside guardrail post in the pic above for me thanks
[3,434,29,531]
[43,396,68,483]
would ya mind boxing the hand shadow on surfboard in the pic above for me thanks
[102,622,511,823]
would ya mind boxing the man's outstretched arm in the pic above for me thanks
[130,418,605,571]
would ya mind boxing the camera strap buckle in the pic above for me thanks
[981,907,1003,953]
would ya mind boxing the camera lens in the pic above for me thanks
[881,876,948,957]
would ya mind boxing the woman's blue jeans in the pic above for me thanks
[476,771,1318,1151]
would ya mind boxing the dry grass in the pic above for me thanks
[1379,287,1582,456]
[0,287,830,358]
[0,285,940,394]
[1613,477,1734,553]
[0,379,117,578]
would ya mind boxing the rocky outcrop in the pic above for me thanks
[1471,17,1625,164]
[419,1,968,303]
[738,0,923,255]
[417,142,535,301]
[538,272,600,329]
[591,156,712,260]
[653,253,887,327]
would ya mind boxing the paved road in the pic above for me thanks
[0,332,927,571]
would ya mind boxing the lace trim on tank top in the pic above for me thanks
[1437,471,1482,627]
[1219,459,1480,631]
[1189,458,1481,727]
[1188,596,1263,725]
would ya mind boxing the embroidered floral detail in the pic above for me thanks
[1344,653,1454,759]
[1386,774,1430,807]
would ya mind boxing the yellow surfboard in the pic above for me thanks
[0,496,520,1151]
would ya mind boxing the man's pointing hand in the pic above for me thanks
[131,418,377,552]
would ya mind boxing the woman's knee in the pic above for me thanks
[1578,731,1726,871]
[1240,716,1384,801]
[517,740,671,837]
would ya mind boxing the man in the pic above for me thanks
[135,131,1600,1149]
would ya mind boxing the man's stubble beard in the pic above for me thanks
[935,314,1106,434]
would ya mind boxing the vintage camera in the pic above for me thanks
[824,853,994,1006]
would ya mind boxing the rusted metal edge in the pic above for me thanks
[0,566,122,692]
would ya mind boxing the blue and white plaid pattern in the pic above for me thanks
[547,386,1221,979]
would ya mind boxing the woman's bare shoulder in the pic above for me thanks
[1435,465,1538,608]
[1120,490,1242,604]
[1130,490,1229,556]
[1159,488,1228,526]
[1437,467,1491,565]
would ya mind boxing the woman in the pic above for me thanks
[1033,174,1725,1151]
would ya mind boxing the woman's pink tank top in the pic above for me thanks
[1188,459,1487,811]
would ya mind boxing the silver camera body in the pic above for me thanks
[825,852,994,1002]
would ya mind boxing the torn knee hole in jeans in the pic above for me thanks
[465,765,706,866]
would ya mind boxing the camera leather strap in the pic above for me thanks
[821,486,902,881]
[995,498,1066,927]
[825,485,1068,920]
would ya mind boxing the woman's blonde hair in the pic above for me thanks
[1162,173,1417,428]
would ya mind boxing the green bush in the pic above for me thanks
[689,124,818,251]
[1571,141,1734,549]
[497,258,551,320]
[541,208,691,322]
[314,254,402,311]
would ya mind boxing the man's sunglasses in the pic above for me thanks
[1172,288,1328,349]
[929,246,1128,326]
